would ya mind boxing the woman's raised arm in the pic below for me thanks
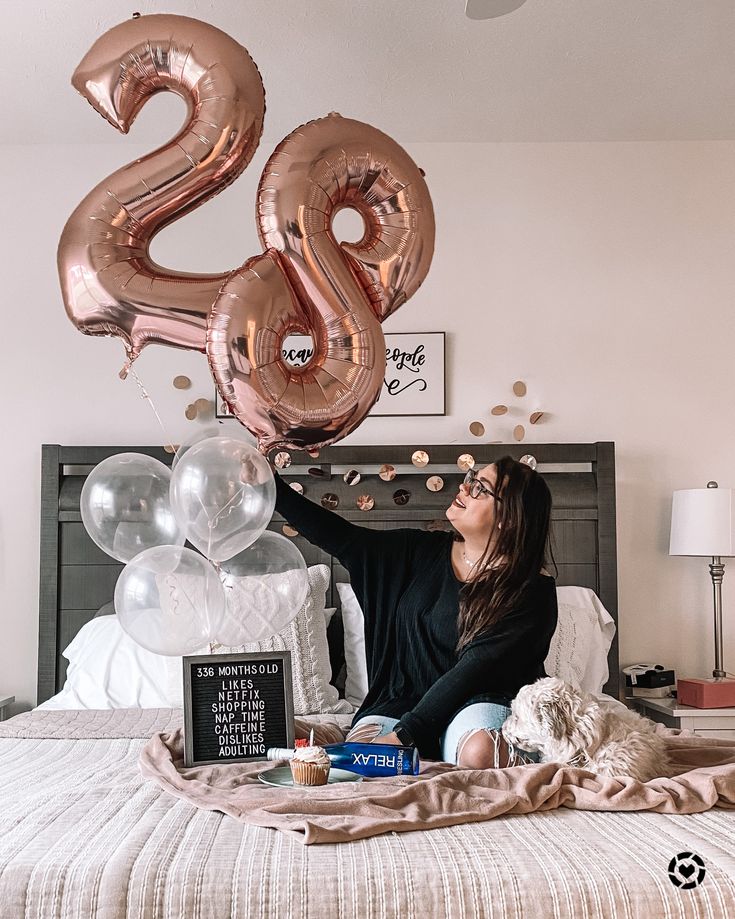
[274,471,374,566]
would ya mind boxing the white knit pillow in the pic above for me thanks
[554,586,616,694]
[212,565,354,716]
[543,601,595,690]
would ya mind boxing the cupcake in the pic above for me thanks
[289,744,331,786]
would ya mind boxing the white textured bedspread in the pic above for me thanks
[1,708,735,919]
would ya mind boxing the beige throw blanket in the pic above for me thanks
[139,719,735,844]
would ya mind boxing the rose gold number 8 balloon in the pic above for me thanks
[58,14,435,452]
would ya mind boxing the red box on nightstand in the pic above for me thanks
[677,678,735,708]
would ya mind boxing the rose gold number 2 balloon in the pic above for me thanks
[58,14,435,451]
[57,15,265,368]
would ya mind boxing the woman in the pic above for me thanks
[273,455,558,768]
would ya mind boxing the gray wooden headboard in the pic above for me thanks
[39,441,620,704]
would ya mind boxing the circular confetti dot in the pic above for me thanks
[321,493,339,509]
[426,476,444,492]
[308,467,327,478]
[519,454,537,470]
[274,451,292,469]
[173,375,191,390]
[393,489,411,506]
[379,463,396,482]
[513,381,527,397]
[289,482,304,494]
[356,495,375,511]
[457,453,475,472]
[163,443,179,455]
[513,425,526,442]
[491,405,508,416]
[529,411,545,425]
[194,398,211,412]
[412,450,429,467]
[344,469,361,486]
[282,525,299,538]
[469,421,485,437]
[184,404,197,421]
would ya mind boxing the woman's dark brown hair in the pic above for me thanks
[456,455,556,652]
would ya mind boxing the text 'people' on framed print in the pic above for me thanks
[374,331,445,416]
[215,331,445,418]
[183,652,294,767]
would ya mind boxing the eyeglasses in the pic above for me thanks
[463,467,502,501]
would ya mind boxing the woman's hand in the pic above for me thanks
[373,731,402,745]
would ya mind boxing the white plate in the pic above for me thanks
[258,766,363,787]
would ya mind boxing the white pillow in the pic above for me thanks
[544,600,594,690]
[207,565,354,716]
[35,615,178,710]
[336,582,369,708]
[335,582,617,706]
[555,586,616,694]
[36,594,343,713]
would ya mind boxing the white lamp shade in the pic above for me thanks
[669,488,735,557]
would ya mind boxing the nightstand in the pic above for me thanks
[0,695,14,721]
[629,695,735,740]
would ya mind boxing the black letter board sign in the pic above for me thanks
[182,651,295,767]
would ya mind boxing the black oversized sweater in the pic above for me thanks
[275,473,558,758]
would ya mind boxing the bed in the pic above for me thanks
[2,441,734,917]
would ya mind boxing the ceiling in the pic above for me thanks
[4,0,735,145]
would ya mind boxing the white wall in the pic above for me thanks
[2,139,734,713]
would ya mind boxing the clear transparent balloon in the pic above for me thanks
[217,531,308,644]
[80,453,185,562]
[172,423,257,470]
[170,436,276,562]
[114,545,225,655]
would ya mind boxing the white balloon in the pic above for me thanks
[80,453,184,562]
[115,545,225,655]
[170,436,275,561]
[216,531,308,644]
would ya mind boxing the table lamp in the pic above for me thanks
[669,482,735,708]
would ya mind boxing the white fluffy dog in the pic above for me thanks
[501,677,672,782]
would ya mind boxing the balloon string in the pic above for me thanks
[194,487,247,547]
[128,368,177,455]
[209,486,247,528]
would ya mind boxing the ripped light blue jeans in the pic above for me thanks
[347,693,540,766]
